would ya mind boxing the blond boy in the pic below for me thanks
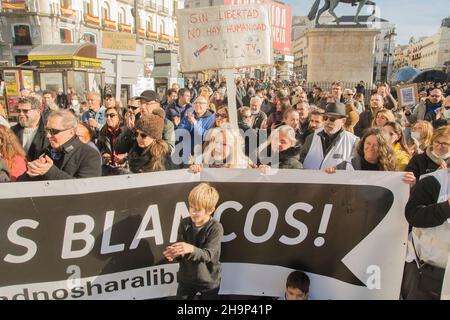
[163,183,223,299]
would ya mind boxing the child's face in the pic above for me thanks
[189,207,213,227]
[286,287,307,300]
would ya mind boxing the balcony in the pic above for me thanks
[147,31,157,41]
[145,0,157,11]
[159,33,170,43]
[1,0,27,11]
[103,18,117,30]
[84,14,101,26]
[60,6,76,18]
[119,23,132,33]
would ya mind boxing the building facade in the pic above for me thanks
[0,0,180,101]
[393,18,450,73]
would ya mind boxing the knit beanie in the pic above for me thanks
[135,107,165,139]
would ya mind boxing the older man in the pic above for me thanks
[300,103,359,169]
[354,93,384,137]
[82,92,107,133]
[249,96,267,129]
[177,95,215,159]
[11,96,49,161]
[20,110,101,180]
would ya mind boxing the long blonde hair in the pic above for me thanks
[202,125,250,168]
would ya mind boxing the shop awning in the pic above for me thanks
[28,43,102,69]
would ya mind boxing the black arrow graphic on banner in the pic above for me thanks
[0,181,392,288]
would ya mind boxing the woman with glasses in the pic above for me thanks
[128,108,173,173]
[383,121,412,171]
[97,106,129,175]
[212,107,229,128]
[405,125,450,182]
[0,125,26,181]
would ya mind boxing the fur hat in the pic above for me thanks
[135,107,165,139]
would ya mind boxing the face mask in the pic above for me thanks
[444,108,450,119]
[431,150,450,160]
[411,131,421,140]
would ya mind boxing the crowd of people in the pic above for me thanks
[0,77,449,300]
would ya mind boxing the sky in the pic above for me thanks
[285,0,449,45]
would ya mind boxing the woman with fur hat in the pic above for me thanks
[128,107,173,173]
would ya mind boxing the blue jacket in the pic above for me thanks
[177,109,215,157]
[166,102,194,124]
[82,106,107,131]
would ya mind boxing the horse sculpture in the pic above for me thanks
[308,0,377,26]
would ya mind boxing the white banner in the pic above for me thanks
[0,169,409,300]
[176,5,273,72]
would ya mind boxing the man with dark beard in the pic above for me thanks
[11,96,49,161]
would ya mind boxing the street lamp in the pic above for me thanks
[384,27,397,82]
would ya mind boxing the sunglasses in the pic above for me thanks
[134,131,148,139]
[106,113,117,118]
[128,105,139,110]
[216,113,228,119]
[322,116,342,122]
[45,127,71,136]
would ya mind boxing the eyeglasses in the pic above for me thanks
[106,113,117,118]
[322,116,342,122]
[216,113,228,119]
[134,131,148,139]
[45,127,71,136]
[433,140,450,148]
[17,108,32,114]
[128,105,139,110]
[430,95,441,98]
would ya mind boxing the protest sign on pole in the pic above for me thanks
[0,169,409,300]
[176,5,273,72]
[176,5,273,129]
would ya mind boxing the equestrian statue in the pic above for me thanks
[308,0,377,26]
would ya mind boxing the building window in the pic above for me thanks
[13,25,32,45]
[81,33,96,44]
[102,2,110,20]
[119,7,126,24]
[60,0,73,7]
[147,17,153,32]
[160,20,165,34]
[83,0,94,15]
[60,28,73,43]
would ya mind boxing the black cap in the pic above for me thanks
[137,90,159,102]
[325,102,346,117]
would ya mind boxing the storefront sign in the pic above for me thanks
[102,31,137,51]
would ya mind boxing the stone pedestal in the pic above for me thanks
[305,27,380,85]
